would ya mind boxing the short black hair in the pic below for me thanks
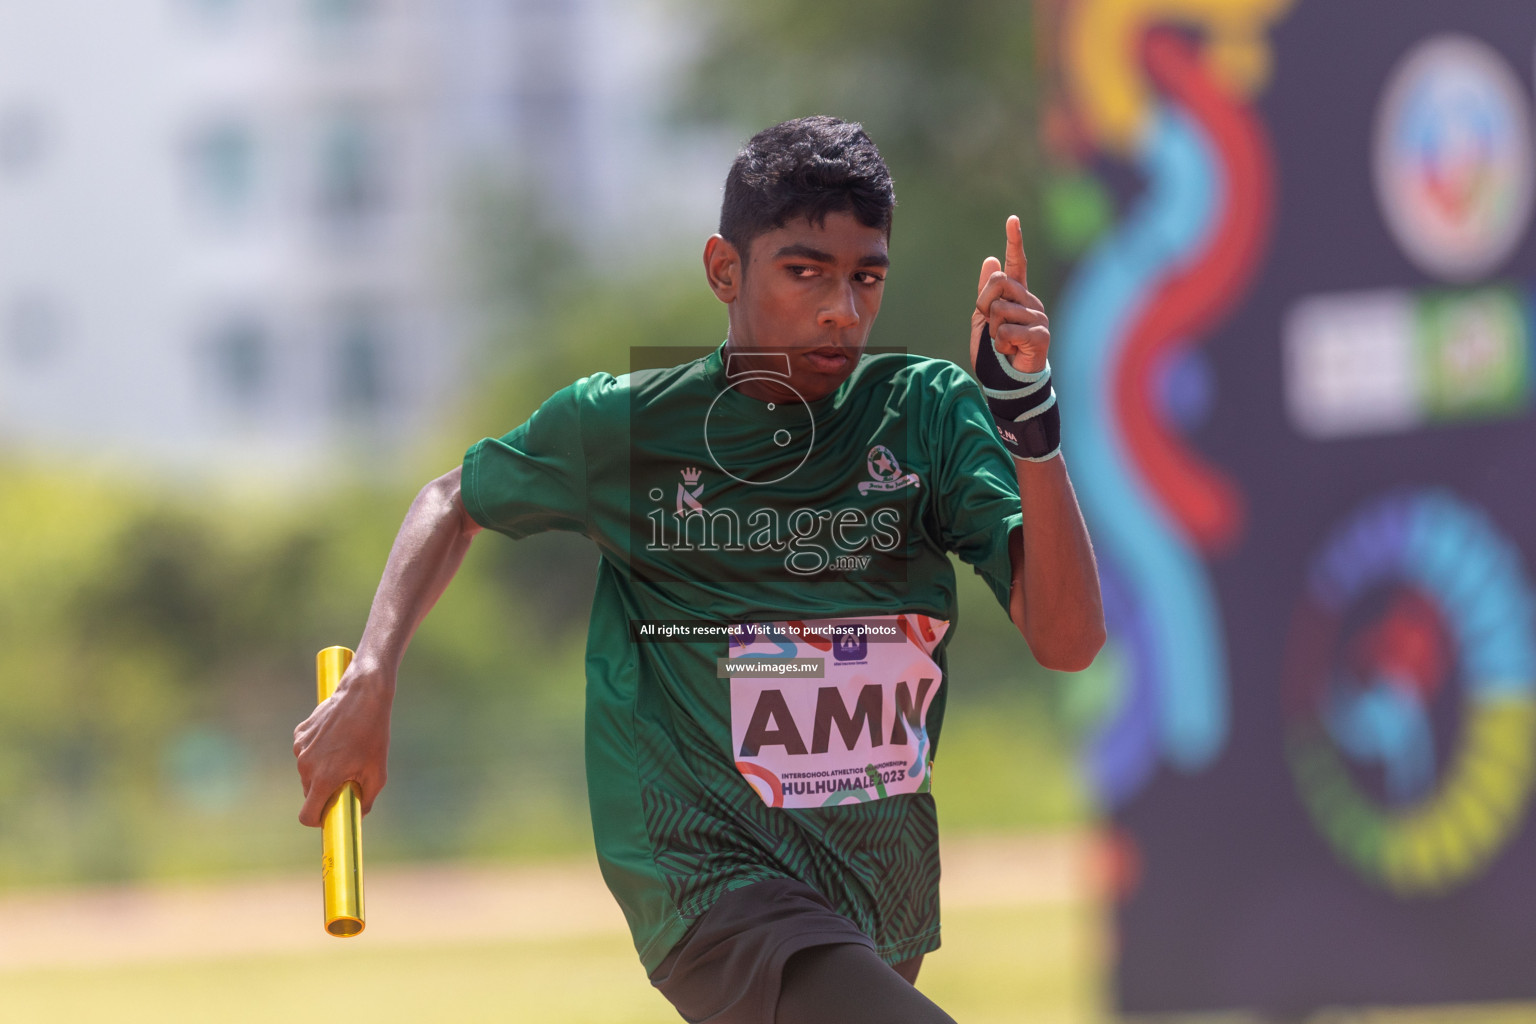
[719,116,895,256]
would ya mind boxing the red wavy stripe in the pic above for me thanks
[1112,27,1274,553]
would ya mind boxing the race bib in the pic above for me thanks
[725,614,950,809]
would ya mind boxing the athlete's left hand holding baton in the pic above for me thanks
[293,468,483,828]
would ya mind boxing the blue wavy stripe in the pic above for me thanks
[1091,558,1161,804]
[1056,105,1230,777]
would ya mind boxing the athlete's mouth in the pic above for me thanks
[801,347,851,374]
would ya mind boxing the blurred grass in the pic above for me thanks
[0,897,1102,1024]
[4,887,1534,1024]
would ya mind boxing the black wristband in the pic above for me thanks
[977,324,1061,461]
[996,400,1061,461]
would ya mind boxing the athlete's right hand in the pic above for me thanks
[293,657,394,826]
[970,214,1050,376]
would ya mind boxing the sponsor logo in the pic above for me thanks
[832,626,868,663]
[1282,286,1530,439]
[1374,35,1535,282]
[676,466,704,514]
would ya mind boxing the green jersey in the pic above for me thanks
[462,343,1022,970]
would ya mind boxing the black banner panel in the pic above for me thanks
[1041,0,1536,1014]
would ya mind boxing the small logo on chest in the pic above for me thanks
[858,445,921,495]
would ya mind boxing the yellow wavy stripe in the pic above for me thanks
[1060,0,1297,153]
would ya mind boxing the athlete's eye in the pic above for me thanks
[855,271,886,286]
[785,265,819,278]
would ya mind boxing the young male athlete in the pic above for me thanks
[293,116,1104,1024]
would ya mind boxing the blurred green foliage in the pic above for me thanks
[0,450,602,886]
[0,1,1094,890]
[0,898,1105,1023]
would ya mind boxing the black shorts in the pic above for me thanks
[648,876,906,1024]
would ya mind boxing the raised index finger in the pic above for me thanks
[1003,214,1027,288]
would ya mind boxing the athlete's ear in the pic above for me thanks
[704,234,741,303]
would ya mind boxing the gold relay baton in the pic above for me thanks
[315,646,365,937]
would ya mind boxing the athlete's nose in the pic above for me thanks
[818,282,860,330]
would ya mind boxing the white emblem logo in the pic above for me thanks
[858,445,921,495]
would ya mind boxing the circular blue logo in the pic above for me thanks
[1374,35,1535,281]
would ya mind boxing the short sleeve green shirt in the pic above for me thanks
[463,344,1022,970]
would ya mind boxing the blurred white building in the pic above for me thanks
[0,0,726,474]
